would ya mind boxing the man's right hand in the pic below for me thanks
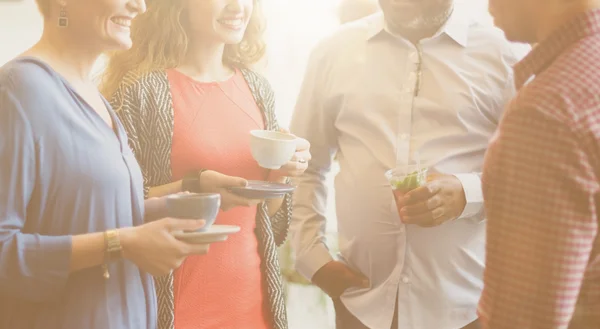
[312,260,370,298]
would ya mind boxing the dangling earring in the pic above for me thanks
[58,1,68,27]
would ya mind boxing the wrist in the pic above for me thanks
[183,169,208,193]
[196,169,210,192]
[117,227,137,261]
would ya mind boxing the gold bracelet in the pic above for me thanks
[102,229,122,280]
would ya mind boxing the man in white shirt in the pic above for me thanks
[289,1,530,329]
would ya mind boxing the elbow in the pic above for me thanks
[0,233,71,302]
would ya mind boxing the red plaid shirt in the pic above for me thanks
[479,9,600,329]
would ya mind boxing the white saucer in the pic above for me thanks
[172,225,241,244]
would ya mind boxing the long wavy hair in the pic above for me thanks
[100,0,266,97]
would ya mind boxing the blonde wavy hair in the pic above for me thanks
[100,0,266,97]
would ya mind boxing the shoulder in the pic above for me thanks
[0,58,69,119]
[240,69,271,90]
[465,19,531,68]
[109,69,170,112]
[0,57,63,99]
[115,69,170,96]
[311,13,381,60]
[520,36,600,125]
[240,68,274,100]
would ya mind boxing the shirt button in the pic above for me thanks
[401,276,410,284]
[399,226,405,233]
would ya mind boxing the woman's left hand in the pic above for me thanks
[273,129,311,177]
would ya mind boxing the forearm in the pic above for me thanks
[69,232,105,272]
[148,181,183,198]
[0,231,86,301]
[266,197,284,217]
[290,171,333,280]
[266,176,288,217]
[70,227,137,272]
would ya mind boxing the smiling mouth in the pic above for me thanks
[217,18,244,30]
[111,17,132,28]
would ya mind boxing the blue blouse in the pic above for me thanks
[0,58,156,329]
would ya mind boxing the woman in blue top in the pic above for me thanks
[0,0,209,328]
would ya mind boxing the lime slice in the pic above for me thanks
[391,170,424,191]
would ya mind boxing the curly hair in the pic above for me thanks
[100,0,266,97]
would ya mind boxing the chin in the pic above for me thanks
[497,26,532,44]
[221,34,246,45]
[104,37,133,51]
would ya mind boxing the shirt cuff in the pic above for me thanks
[295,243,334,281]
[454,173,483,219]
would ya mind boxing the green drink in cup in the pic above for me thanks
[385,165,428,220]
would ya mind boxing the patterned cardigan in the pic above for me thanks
[109,68,290,329]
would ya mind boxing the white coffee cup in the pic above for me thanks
[250,130,297,170]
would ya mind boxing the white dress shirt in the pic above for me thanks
[289,7,530,329]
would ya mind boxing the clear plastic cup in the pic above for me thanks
[384,165,428,218]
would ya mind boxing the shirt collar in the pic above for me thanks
[366,6,470,47]
[514,8,600,89]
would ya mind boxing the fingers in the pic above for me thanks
[404,181,440,205]
[187,243,210,255]
[279,160,308,176]
[401,195,442,217]
[292,150,312,163]
[415,212,448,227]
[164,218,205,232]
[277,151,311,176]
[401,193,445,225]
[403,207,445,226]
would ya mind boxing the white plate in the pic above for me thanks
[172,225,241,244]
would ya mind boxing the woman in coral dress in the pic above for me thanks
[101,1,311,328]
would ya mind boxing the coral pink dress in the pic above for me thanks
[168,68,270,329]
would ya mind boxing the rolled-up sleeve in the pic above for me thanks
[289,42,338,280]
[0,86,72,302]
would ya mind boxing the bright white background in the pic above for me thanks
[0,1,491,328]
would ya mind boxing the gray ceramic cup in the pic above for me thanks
[166,193,221,232]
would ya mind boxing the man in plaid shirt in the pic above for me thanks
[479,1,600,328]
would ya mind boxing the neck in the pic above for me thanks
[536,0,600,42]
[29,23,102,83]
[388,4,453,43]
[177,40,232,82]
